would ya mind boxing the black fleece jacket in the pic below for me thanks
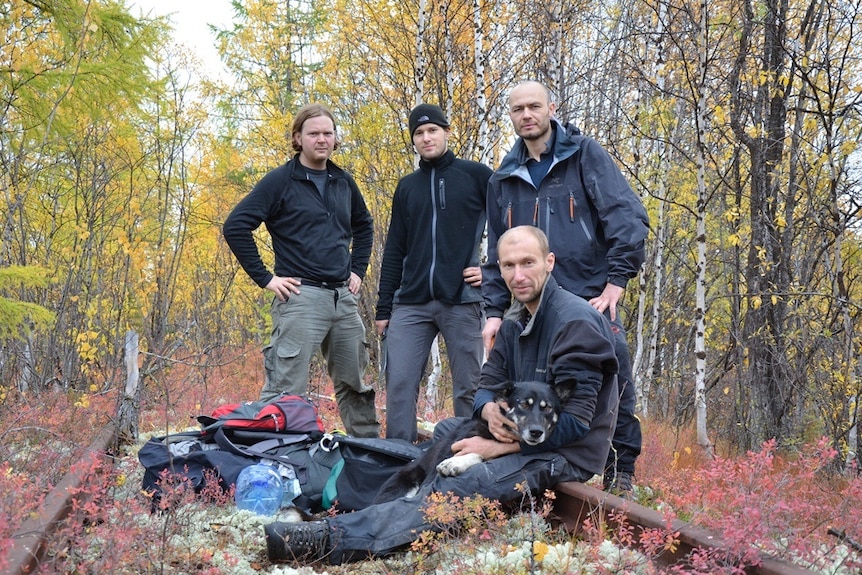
[375,150,491,321]
[223,156,373,288]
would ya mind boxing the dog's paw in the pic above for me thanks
[437,453,484,476]
[281,505,315,523]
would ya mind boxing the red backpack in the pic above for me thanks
[197,394,324,435]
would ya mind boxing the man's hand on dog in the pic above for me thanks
[446,401,522,463]
[481,401,521,443]
[450,435,520,461]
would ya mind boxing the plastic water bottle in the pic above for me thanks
[235,463,284,516]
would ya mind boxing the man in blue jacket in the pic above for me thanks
[375,104,492,442]
[223,103,378,438]
[265,225,619,564]
[482,81,650,495]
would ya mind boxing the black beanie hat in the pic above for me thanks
[408,104,449,137]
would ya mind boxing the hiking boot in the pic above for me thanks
[265,520,330,562]
[603,470,634,497]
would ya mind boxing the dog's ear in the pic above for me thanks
[554,380,577,404]
[503,380,516,398]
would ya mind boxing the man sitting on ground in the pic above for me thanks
[266,225,620,565]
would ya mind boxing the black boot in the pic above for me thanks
[603,470,634,498]
[265,520,330,562]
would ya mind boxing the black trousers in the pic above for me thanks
[326,417,592,564]
[606,315,641,475]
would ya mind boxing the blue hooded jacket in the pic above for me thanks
[483,120,649,317]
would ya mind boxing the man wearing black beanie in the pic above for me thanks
[375,103,492,442]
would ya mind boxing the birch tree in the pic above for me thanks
[472,0,491,165]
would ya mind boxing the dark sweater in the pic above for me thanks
[223,156,373,287]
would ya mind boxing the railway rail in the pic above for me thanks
[552,481,816,575]
[5,422,818,575]
[5,422,119,575]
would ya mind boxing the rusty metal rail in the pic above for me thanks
[5,423,118,575]
[553,481,817,575]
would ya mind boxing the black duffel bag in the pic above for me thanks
[321,434,423,512]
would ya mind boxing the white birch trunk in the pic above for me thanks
[633,0,669,419]
[640,193,666,418]
[472,0,490,272]
[472,0,490,164]
[549,0,564,105]
[426,335,442,419]
[415,0,428,107]
[118,330,141,443]
[834,145,858,468]
[442,1,454,121]
[848,394,858,468]
[633,273,647,416]
[18,337,34,393]
[694,0,713,453]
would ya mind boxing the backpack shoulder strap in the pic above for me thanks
[214,427,313,463]
[331,435,423,461]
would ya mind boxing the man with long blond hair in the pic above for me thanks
[224,103,378,437]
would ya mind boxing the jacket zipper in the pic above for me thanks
[569,191,594,242]
[429,169,438,299]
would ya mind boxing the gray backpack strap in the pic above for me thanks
[214,427,312,464]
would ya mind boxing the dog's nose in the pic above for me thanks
[528,429,544,441]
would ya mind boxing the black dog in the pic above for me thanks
[373,380,573,504]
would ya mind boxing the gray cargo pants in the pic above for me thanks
[261,285,379,437]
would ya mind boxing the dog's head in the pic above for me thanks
[502,380,570,446]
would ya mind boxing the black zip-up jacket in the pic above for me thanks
[483,121,650,317]
[475,275,620,475]
[375,150,491,321]
[223,156,373,288]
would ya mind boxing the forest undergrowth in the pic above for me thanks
[1,348,861,574]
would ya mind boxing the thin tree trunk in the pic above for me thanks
[472,0,490,164]
[18,337,35,393]
[549,0,564,108]
[118,330,141,446]
[639,188,666,419]
[694,0,712,454]
[426,334,442,419]
[442,1,454,120]
[415,0,428,107]
[633,0,669,420]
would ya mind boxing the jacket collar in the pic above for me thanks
[418,149,456,172]
[504,274,561,335]
[288,154,346,179]
[492,120,581,181]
